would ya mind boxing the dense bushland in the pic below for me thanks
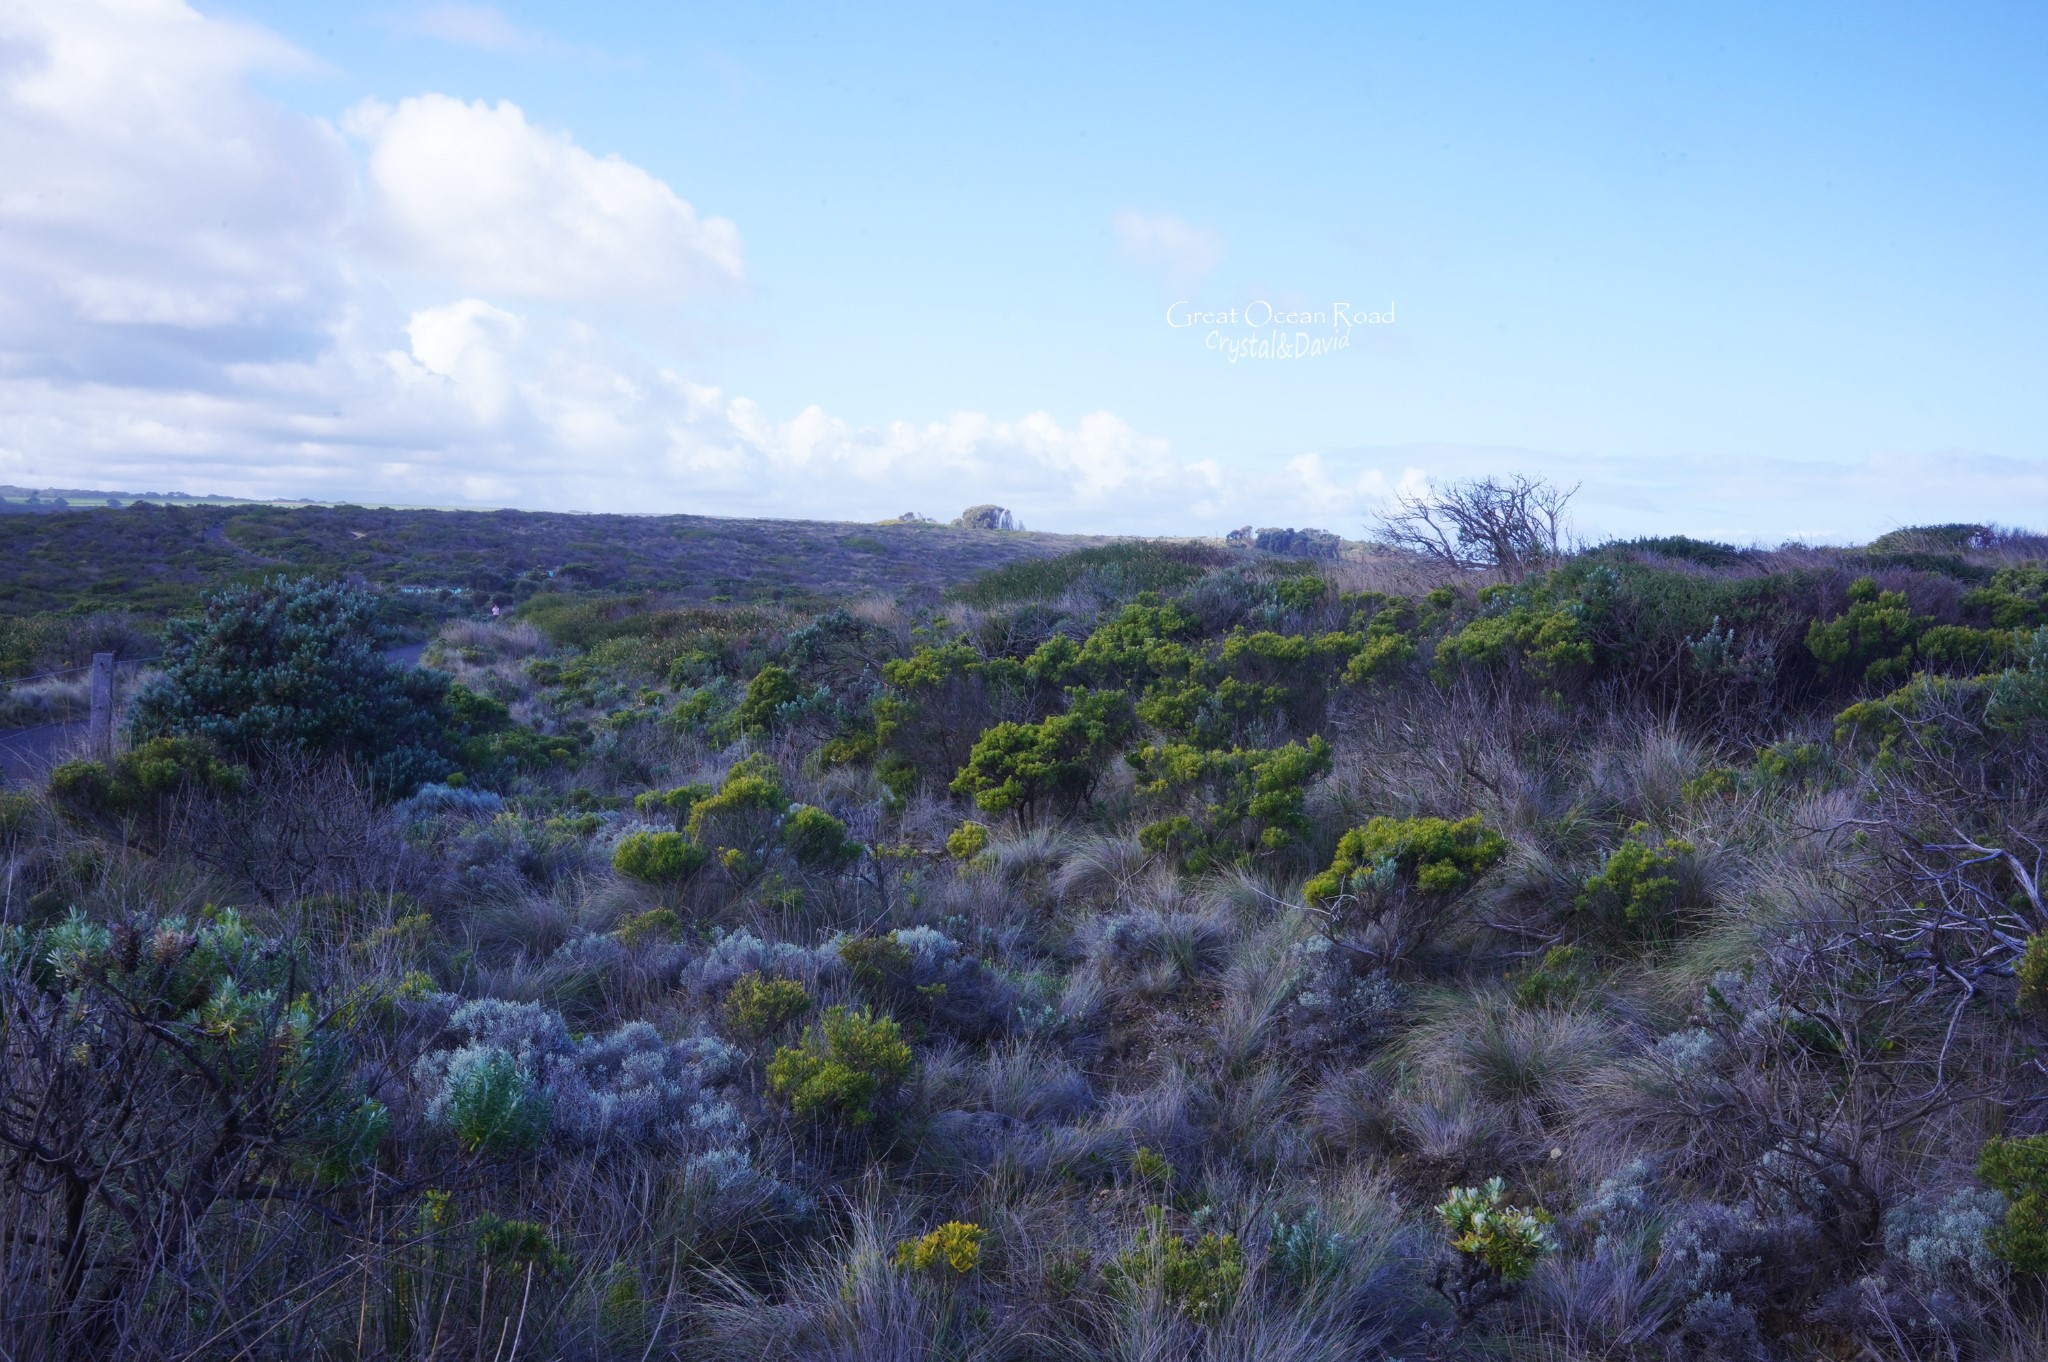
[4,517,2048,1359]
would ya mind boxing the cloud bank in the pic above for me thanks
[1,2,2016,543]
[0,0,1254,531]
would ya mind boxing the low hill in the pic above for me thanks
[0,500,1115,617]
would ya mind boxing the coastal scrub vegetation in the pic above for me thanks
[4,503,2048,1358]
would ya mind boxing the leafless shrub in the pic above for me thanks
[1370,474,1579,581]
[179,749,422,915]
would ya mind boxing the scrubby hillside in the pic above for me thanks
[0,500,1115,620]
[5,519,2048,1359]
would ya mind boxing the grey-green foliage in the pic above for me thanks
[130,576,457,795]
[1268,1206,1352,1290]
[1883,1186,2008,1293]
[415,998,745,1153]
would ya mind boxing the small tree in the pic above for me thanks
[1371,474,1577,580]
[129,577,456,795]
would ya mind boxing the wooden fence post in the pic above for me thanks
[88,653,115,758]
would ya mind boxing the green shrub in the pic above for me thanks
[613,908,681,948]
[1130,1145,1175,1187]
[1514,945,1589,1010]
[1752,740,1825,787]
[950,689,1137,817]
[0,791,33,839]
[2018,934,2048,1018]
[1831,636,2048,769]
[1273,574,1329,612]
[766,1005,914,1125]
[1344,625,1418,685]
[611,831,708,884]
[599,1263,650,1350]
[1435,1177,1554,1282]
[1126,736,1333,863]
[1963,565,2048,630]
[946,820,992,862]
[474,1214,570,1272]
[443,1051,550,1156]
[49,736,248,831]
[734,663,802,733]
[633,782,713,826]
[1106,1204,1246,1323]
[1978,1136,2048,1275]
[951,542,1228,607]
[783,805,860,872]
[1577,823,1696,931]
[1138,815,1203,864]
[895,1221,984,1274]
[1062,599,1202,691]
[838,934,915,995]
[1433,582,1595,688]
[723,971,814,1040]
[1681,766,1739,802]
[129,577,458,795]
[1305,814,1505,907]
[1601,534,1750,567]
[1806,577,1924,688]
[687,755,787,855]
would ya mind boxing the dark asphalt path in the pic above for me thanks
[0,643,431,786]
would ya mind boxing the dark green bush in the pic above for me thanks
[0,790,33,839]
[1806,578,1923,689]
[1600,535,1750,568]
[2018,934,2048,1018]
[951,542,1229,607]
[1963,566,2048,629]
[129,577,457,795]
[1126,736,1333,864]
[1433,583,1594,689]
[686,756,788,862]
[633,782,713,827]
[1106,1205,1246,1323]
[782,805,860,871]
[0,907,390,1326]
[1979,1136,2048,1275]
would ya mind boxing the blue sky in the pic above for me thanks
[1,1,2042,540]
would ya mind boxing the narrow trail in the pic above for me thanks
[0,644,430,785]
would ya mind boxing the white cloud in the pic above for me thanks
[401,3,544,53]
[345,94,744,302]
[0,295,1227,528]
[0,1,1229,529]
[10,1,2008,543]
[0,1,1297,533]
[1112,209,1224,286]
[0,0,349,373]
